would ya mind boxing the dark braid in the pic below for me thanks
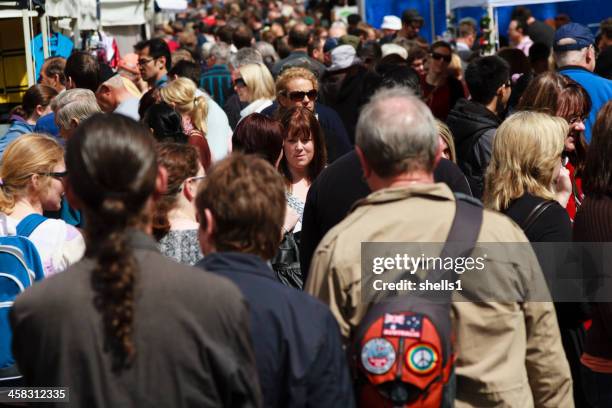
[89,200,138,370]
[66,113,157,372]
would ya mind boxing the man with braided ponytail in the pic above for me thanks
[10,114,262,407]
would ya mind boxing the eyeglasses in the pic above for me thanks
[40,171,68,180]
[137,58,155,66]
[285,89,318,102]
[233,78,247,88]
[430,52,451,63]
[177,175,206,193]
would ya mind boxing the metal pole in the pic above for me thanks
[486,5,495,55]
[430,0,435,41]
[22,9,35,86]
[41,14,49,59]
[358,0,366,22]
[494,7,499,52]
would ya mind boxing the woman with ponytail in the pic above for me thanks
[9,113,262,407]
[0,134,84,276]
[160,77,212,170]
[0,84,58,158]
[153,143,204,265]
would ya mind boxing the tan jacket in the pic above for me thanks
[305,183,573,408]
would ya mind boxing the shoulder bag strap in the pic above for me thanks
[521,200,556,234]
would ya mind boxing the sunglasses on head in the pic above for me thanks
[431,52,451,63]
[285,89,318,102]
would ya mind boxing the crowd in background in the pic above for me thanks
[0,1,612,407]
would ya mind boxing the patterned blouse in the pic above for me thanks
[159,229,203,266]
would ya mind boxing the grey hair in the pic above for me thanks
[554,47,588,68]
[54,88,101,130]
[356,86,438,177]
[210,42,231,64]
[255,41,280,63]
[229,47,263,69]
[200,42,215,60]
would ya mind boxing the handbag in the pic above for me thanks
[271,231,303,290]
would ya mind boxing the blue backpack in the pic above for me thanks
[0,214,46,383]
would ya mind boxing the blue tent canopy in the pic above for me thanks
[365,0,610,44]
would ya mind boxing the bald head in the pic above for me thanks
[96,75,141,113]
[356,87,437,177]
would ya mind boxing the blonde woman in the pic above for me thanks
[485,111,588,406]
[436,119,457,163]
[235,63,276,119]
[0,134,84,276]
[484,111,572,241]
[160,78,212,169]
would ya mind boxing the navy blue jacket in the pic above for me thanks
[198,252,355,408]
[261,102,351,163]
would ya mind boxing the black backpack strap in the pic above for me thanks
[427,194,483,283]
[521,200,555,234]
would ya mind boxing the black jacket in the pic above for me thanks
[10,231,262,408]
[199,252,354,408]
[447,98,501,199]
[299,151,472,280]
[319,65,370,144]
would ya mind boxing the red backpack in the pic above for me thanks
[352,195,482,408]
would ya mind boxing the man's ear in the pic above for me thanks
[355,146,372,179]
[153,165,168,199]
[198,208,216,255]
[97,84,110,95]
[157,56,167,71]
[35,104,46,117]
[70,118,80,130]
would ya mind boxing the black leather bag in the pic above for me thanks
[271,231,303,290]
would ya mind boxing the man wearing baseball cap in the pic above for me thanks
[554,22,612,143]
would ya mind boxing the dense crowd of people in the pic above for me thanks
[0,1,612,407]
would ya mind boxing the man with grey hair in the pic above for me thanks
[200,42,233,107]
[306,87,573,407]
[54,88,101,140]
[554,22,612,142]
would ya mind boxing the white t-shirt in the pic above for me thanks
[0,213,85,277]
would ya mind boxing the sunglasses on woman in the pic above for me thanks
[233,78,247,88]
[430,52,451,63]
[284,89,318,102]
[40,171,68,180]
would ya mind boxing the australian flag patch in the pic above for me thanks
[382,313,423,338]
